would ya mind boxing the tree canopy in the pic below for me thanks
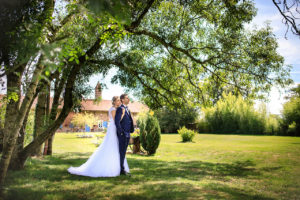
[108,0,292,108]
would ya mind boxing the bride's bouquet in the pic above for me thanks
[131,128,140,139]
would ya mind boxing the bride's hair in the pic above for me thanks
[112,96,119,106]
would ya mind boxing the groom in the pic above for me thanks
[115,94,134,175]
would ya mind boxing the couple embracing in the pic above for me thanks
[68,94,134,177]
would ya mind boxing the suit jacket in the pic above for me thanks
[115,104,134,138]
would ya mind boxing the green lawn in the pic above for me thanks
[3,133,300,200]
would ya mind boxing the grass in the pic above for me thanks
[3,133,300,200]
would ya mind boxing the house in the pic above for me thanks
[59,82,148,132]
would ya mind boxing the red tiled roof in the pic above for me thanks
[80,99,148,113]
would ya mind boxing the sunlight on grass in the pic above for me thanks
[3,133,300,200]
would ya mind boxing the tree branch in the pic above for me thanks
[125,0,155,30]
[272,0,300,37]
[47,10,76,43]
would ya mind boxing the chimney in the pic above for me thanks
[95,81,102,99]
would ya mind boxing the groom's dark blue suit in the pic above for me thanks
[115,104,134,173]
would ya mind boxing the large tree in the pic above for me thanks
[110,0,292,108]
[0,0,155,186]
[0,0,57,186]
[0,0,293,186]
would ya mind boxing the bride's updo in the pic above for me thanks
[112,96,120,106]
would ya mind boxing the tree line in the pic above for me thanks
[155,84,300,136]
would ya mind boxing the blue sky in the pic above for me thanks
[89,1,299,114]
[250,1,300,82]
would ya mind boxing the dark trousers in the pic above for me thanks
[118,135,130,172]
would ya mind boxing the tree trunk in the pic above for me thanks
[32,84,48,156]
[132,137,141,154]
[8,81,40,170]
[43,139,49,155]
[0,61,44,185]
[15,63,81,168]
[44,68,68,156]
[9,113,28,170]
[0,66,23,185]
[43,82,52,155]
[0,129,3,152]
[46,135,54,155]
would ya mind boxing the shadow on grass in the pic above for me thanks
[112,182,276,200]
[3,153,280,200]
[176,141,196,143]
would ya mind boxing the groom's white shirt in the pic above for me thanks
[122,104,130,115]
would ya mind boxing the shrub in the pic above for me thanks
[139,112,161,155]
[178,126,196,142]
[71,112,99,129]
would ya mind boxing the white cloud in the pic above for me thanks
[249,14,281,28]
[277,38,300,64]
[245,10,282,32]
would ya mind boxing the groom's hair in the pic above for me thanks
[120,93,128,103]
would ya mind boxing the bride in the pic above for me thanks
[67,96,129,177]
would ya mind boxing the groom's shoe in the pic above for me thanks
[120,171,132,177]
[120,170,125,175]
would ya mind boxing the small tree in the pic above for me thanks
[139,111,161,155]
[71,112,99,130]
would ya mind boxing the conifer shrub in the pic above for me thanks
[139,111,161,155]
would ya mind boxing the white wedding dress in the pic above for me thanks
[67,107,129,177]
